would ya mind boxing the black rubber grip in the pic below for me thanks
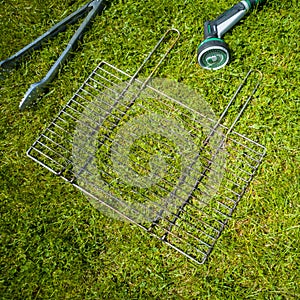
[204,2,246,39]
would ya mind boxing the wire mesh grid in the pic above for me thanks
[27,59,266,264]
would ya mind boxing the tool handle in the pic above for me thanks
[204,0,266,39]
[210,69,263,137]
[110,28,180,105]
[131,28,180,88]
[204,1,250,39]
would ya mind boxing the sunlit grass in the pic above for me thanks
[0,0,299,299]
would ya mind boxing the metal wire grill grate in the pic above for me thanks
[27,60,266,264]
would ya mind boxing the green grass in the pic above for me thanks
[1,0,299,299]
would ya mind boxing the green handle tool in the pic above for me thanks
[197,0,266,70]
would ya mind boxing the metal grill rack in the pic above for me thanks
[27,30,266,264]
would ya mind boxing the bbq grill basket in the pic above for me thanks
[27,30,266,264]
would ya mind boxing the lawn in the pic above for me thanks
[0,0,299,299]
